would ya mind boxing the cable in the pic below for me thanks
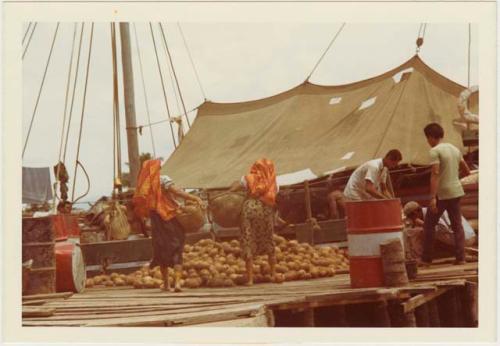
[159,23,191,128]
[177,22,207,101]
[22,22,32,45]
[306,23,346,81]
[128,103,201,130]
[22,23,59,158]
[71,23,94,202]
[149,22,177,148]
[57,23,78,163]
[415,23,427,54]
[63,23,85,163]
[22,22,38,60]
[133,23,157,157]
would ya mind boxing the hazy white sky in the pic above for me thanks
[22,23,478,204]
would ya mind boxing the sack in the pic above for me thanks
[109,203,132,240]
[209,191,245,228]
[176,204,205,233]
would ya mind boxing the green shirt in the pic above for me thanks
[429,143,465,200]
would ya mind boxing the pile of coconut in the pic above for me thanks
[85,235,349,289]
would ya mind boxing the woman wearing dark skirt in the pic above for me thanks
[134,159,202,292]
[230,158,278,285]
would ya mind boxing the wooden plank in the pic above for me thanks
[402,288,448,313]
[22,307,55,318]
[187,312,270,327]
[86,303,267,327]
[23,292,73,301]
[22,299,47,306]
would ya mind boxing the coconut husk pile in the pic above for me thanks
[85,235,350,289]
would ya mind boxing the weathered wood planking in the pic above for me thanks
[22,262,478,327]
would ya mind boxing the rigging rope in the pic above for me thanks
[149,22,177,148]
[22,22,32,45]
[127,103,201,130]
[415,23,427,53]
[71,23,94,202]
[177,22,207,101]
[159,23,191,128]
[57,23,78,164]
[22,23,59,158]
[132,23,157,157]
[53,23,78,211]
[63,23,85,163]
[22,22,38,60]
[306,23,346,81]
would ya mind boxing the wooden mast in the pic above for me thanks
[119,23,140,188]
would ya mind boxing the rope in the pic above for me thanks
[63,23,85,163]
[22,22,32,45]
[57,23,78,163]
[132,23,157,157]
[306,23,346,81]
[22,22,38,60]
[467,23,471,88]
[177,22,207,101]
[53,23,78,211]
[127,103,201,130]
[22,23,59,158]
[149,22,177,148]
[415,23,427,54]
[159,23,191,128]
[71,23,94,202]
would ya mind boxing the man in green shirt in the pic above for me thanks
[421,123,471,266]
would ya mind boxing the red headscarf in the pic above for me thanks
[133,159,178,221]
[244,158,278,206]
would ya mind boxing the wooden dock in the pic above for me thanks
[22,260,477,327]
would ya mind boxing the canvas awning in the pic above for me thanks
[162,55,476,189]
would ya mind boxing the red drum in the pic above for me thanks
[345,199,404,288]
[55,241,86,293]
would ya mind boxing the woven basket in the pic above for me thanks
[176,204,205,233]
[209,191,246,228]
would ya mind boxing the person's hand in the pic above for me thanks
[429,197,438,214]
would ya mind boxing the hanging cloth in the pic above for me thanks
[22,166,53,204]
[133,159,179,221]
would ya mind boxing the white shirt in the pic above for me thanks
[343,158,385,200]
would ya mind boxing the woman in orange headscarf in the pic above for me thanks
[230,158,278,285]
[134,159,203,292]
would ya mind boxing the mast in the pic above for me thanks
[119,22,141,188]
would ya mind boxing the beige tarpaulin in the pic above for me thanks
[162,55,476,189]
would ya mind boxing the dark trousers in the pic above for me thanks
[422,197,465,262]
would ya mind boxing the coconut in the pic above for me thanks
[85,278,94,288]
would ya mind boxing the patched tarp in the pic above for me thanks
[162,55,477,189]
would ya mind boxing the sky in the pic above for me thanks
[22,23,478,205]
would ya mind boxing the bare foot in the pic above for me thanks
[244,281,254,286]
[174,286,182,292]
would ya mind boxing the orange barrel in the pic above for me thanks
[55,241,86,293]
[345,199,404,288]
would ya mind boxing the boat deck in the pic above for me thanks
[22,260,478,327]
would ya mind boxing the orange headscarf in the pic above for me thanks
[244,158,278,206]
[133,159,178,221]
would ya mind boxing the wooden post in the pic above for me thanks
[119,23,141,188]
[303,308,315,327]
[437,289,459,327]
[414,303,430,327]
[303,180,316,245]
[371,301,391,327]
[427,299,441,327]
[388,301,417,327]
